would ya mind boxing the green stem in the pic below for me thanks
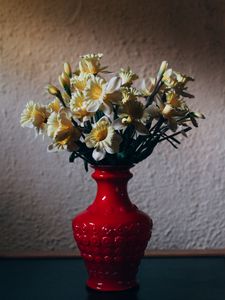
[145,81,164,107]
[158,126,192,142]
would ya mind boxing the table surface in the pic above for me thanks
[0,257,225,300]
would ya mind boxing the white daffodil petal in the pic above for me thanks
[103,136,117,153]
[85,136,95,148]
[92,148,106,161]
[47,112,59,138]
[86,100,101,112]
[106,91,122,104]
[86,140,94,148]
[97,115,110,124]
[150,77,156,86]
[106,76,122,93]
[112,118,125,130]
[105,135,122,153]
[102,141,115,154]
[140,79,147,91]
[101,102,113,117]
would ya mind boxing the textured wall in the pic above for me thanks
[0,0,225,252]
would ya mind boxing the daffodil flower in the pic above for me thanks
[84,76,122,116]
[20,55,204,165]
[71,73,91,92]
[84,76,105,112]
[166,90,187,109]
[85,116,122,161]
[70,91,94,122]
[119,67,138,86]
[20,101,49,135]
[47,110,81,152]
[113,100,152,135]
[79,53,107,75]
[139,61,168,97]
[148,94,189,131]
[162,69,193,89]
[48,98,61,113]
[121,87,140,103]
[140,77,156,97]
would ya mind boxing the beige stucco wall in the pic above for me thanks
[0,0,225,252]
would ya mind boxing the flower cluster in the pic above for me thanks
[20,53,204,169]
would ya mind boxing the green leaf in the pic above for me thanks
[84,160,89,172]
[132,136,160,163]
[69,152,77,163]
[83,121,92,133]
[117,151,126,159]
[180,91,194,98]
[192,112,205,119]
[190,115,198,127]
[71,117,78,127]
[95,111,104,122]
[64,85,71,97]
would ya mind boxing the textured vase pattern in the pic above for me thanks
[72,166,153,291]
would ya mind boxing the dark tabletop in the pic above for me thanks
[0,257,224,300]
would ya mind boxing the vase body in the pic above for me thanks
[72,166,152,292]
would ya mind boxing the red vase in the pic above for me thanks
[72,165,153,292]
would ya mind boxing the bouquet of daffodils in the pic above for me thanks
[20,54,204,170]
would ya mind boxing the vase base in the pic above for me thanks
[86,278,138,292]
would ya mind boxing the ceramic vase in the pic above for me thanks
[72,165,152,291]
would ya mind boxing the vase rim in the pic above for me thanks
[90,164,134,170]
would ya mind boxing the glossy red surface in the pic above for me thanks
[72,166,152,291]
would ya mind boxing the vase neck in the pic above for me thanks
[91,166,133,209]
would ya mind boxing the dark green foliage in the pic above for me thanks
[69,152,78,163]
[95,111,104,122]
[84,160,89,172]
[83,121,92,134]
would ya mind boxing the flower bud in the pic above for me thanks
[46,84,66,108]
[58,72,71,97]
[157,61,168,80]
[162,104,174,118]
[47,84,60,96]
[62,72,70,86]
[193,112,205,119]
[64,62,72,78]
[59,72,70,89]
